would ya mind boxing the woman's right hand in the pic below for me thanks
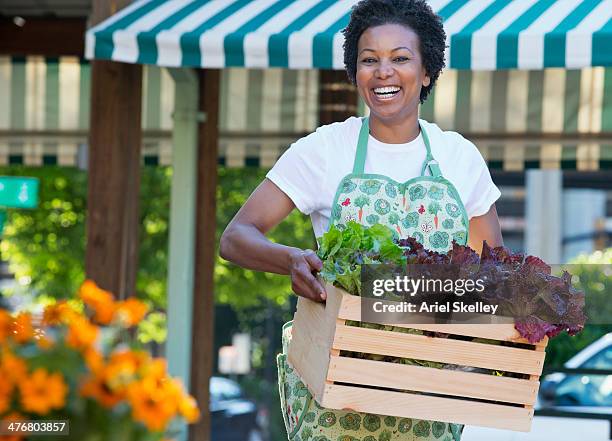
[288,249,327,302]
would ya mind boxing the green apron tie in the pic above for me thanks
[352,117,442,178]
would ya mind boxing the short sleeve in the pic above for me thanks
[266,130,328,215]
[458,137,501,219]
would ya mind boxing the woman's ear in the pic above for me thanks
[422,74,431,88]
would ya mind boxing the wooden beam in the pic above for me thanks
[85,0,142,299]
[189,68,220,441]
[0,17,86,57]
[85,59,142,299]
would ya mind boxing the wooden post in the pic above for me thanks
[85,0,142,299]
[318,70,358,125]
[189,68,219,441]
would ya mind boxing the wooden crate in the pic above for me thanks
[287,282,548,432]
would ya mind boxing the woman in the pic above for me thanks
[221,0,502,439]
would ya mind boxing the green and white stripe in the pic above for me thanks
[85,0,612,70]
[0,56,610,169]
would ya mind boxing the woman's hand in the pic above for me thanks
[288,249,327,302]
[220,179,328,302]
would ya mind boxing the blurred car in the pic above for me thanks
[463,333,612,441]
[539,332,612,409]
[210,376,263,441]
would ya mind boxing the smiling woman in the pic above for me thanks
[355,23,431,143]
[219,1,503,440]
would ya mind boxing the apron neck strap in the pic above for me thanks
[419,121,441,177]
[353,117,442,177]
[352,117,370,174]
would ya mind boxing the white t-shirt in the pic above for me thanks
[266,116,501,239]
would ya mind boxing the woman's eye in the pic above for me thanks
[362,58,377,63]
[394,56,409,62]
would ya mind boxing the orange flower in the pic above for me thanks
[1,412,25,441]
[83,348,104,374]
[106,350,147,387]
[80,350,148,408]
[115,298,148,327]
[66,317,99,350]
[42,301,79,325]
[0,372,14,414]
[127,374,185,432]
[11,312,34,344]
[92,301,117,325]
[79,280,117,324]
[103,353,138,394]
[19,368,67,415]
[140,358,167,380]
[79,279,114,306]
[0,309,11,342]
[80,376,124,408]
[178,395,200,423]
[1,350,28,383]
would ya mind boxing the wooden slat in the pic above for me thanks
[288,287,347,400]
[289,292,345,401]
[328,355,539,405]
[288,319,330,401]
[321,384,534,432]
[336,286,548,347]
[333,324,546,375]
[294,285,344,345]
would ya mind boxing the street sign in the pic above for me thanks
[0,177,39,209]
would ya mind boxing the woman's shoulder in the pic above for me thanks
[313,116,363,139]
[419,118,482,159]
[290,116,362,154]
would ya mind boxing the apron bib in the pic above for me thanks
[278,118,469,441]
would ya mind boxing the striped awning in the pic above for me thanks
[1,56,611,169]
[85,0,612,70]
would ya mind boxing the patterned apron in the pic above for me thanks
[277,117,469,441]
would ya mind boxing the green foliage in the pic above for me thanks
[137,167,173,309]
[0,166,314,312]
[0,166,315,441]
[0,167,86,298]
[214,168,315,308]
[545,248,612,368]
[317,222,403,295]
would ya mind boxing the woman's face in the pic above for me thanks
[356,23,430,124]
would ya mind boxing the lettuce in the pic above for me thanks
[317,223,585,344]
[317,222,403,295]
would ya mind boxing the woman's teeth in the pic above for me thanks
[373,86,400,99]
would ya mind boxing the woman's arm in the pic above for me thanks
[467,203,503,254]
[219,178,327,302]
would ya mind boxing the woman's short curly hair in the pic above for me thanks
[342,0,446,103]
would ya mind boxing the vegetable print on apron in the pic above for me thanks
[277,117,469,441]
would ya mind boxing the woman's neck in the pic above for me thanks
[368,112,420,144]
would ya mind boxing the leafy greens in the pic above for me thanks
[317,223,586,344]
